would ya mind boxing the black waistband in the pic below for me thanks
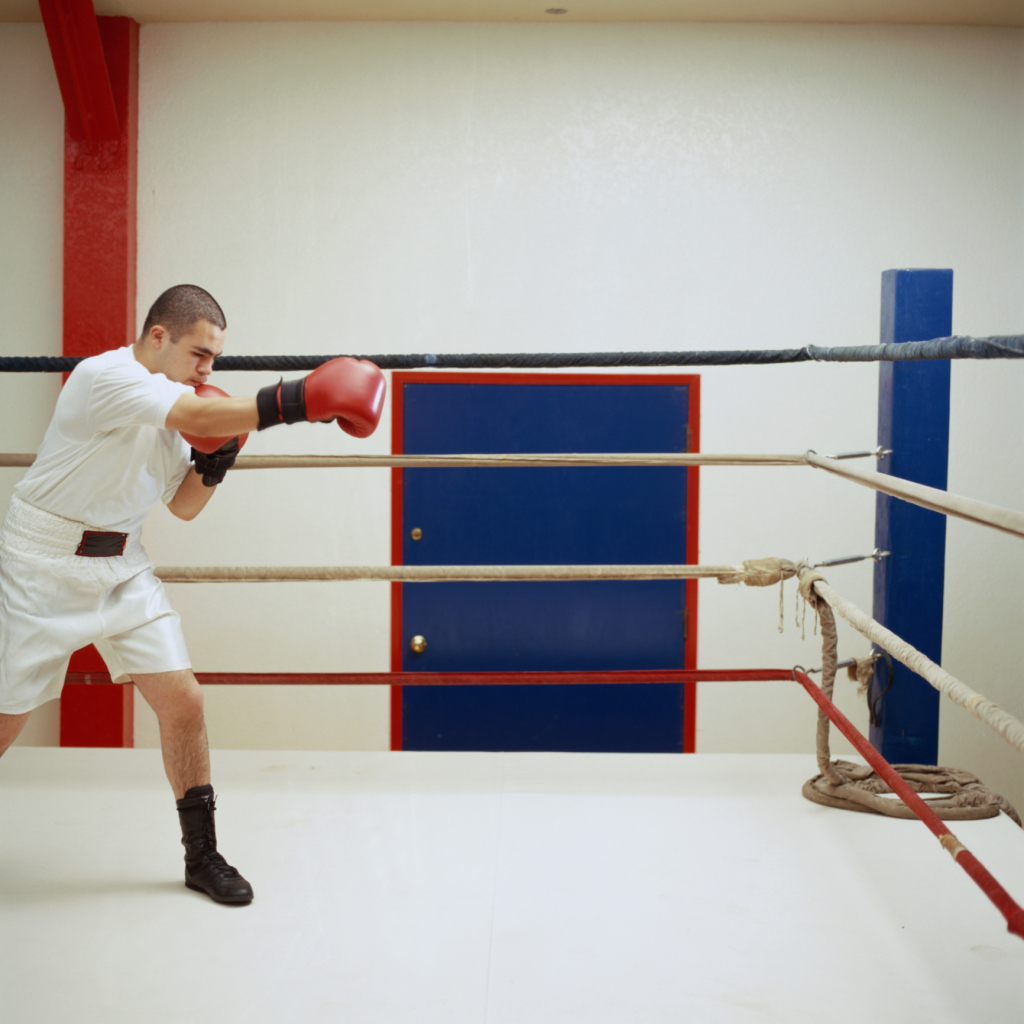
[76,530,128,557]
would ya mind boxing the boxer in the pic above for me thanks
[0,284,385,904]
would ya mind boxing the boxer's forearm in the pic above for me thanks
[165,393,259,437]
[167,466,218,521]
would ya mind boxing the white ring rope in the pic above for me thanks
[806,451,1024,541]
[796,566,1024,758]
[5,449,1022,540]
[232,453,806,468]
[155,563,758,584]
[0,452,808,469]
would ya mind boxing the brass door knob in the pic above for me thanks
[410,528,423,541]
[409,635,427,654]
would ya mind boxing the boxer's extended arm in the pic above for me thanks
[256,357,385,436]
[167,465,218,521]
[165,393,259,437]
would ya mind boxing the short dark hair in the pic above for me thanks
[141,284,226,341]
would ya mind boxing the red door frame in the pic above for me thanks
[389,371,702,752]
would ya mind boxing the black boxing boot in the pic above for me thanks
[175,784,254,904]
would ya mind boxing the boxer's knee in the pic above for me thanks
[180,676,205,725]
[133,669,205,729]
[0,711,31,757]
[163,675,201,733]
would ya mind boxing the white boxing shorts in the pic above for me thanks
[0,496,192,714]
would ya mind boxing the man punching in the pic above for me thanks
[0,284,385,904]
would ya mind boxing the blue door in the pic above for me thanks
[397,377,696,753]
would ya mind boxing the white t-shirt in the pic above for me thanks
[16,346,193,533]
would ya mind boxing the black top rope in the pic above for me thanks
[2,334,1021,373]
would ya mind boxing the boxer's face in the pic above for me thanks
[152,319,225,387]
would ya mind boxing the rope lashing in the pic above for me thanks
[792,667,1024,941]
[843,651,894,728]
[154,561,794,584]
[2,333,1022,373]
[716,557,797,587]
[796,564,1024,758]
[806,450,1024,541]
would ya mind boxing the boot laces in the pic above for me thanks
[198,849,242,880]
[183,794,240,878]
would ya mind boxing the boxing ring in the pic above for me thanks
[0,745,1021,1023]
[2,333,1024,1022]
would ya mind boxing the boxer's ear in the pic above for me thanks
[148,325,170,350]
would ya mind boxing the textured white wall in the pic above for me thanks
[4,23,1023,809]
[1,26,64,748]
[942,363,1024,816]
[134,21,1024,785]
[0,26,64,498]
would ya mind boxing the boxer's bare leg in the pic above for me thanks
[0,712,30,757]
[134,668,252,903]
[131,669,210,800]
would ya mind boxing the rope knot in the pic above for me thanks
[796,562,827,603]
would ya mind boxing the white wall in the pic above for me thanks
[942,362,1024,818]
[1,26,64,747]
[3,22,1023,811]
[0,26,64,497]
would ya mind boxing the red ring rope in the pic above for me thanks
[61,663,1024,938]
[66,668,795,686]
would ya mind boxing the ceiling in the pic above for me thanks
[3,0,1024,26]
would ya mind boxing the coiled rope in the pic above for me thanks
[3,333,1022,373]
[796,568,1020,824]
[792,666,1024,940]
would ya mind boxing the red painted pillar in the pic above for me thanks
[59,14,138,357]
[60,677,134,748]
[41,2,139,746]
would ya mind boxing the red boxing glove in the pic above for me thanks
[256,357,386,438]
[180,384,250,455]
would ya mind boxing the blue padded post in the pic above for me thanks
[870,269,952,764]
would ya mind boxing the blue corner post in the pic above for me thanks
[871,269,952,764]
